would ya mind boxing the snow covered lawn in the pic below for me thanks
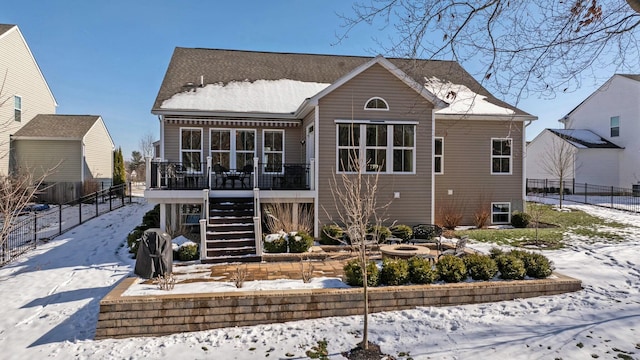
[0,198,638,359]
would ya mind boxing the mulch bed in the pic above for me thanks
[342,342,396,360]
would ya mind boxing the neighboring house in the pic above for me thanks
[12,114,115,202]
[0,24,57,174]
[526,129,622,188]
[549,74,639,188]
[147,48,535,262]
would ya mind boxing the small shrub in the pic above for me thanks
[495,254,526,280]
[231,265,248,288]
[288,231,314,253]
[436,255,467,283]
[142,204,160,228]
[320,224,343,245]
[408,256,437,284]
[343,259,379,287]
[511,211,531,228]
[301,260,314,283]
[177,242,199,261]
[380,258,410,285]
[510,250,554,278]
[488,247,505,259]
[463,254,498,281]
[127,226,146,255]
[390,224,413,242]
[264,233,288,253]
[368,225,391,243]
[473,208,490,229]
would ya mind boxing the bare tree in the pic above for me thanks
[539,133,576,208]
[323,153,391,351]
[338,1,640,102]
[139,132,156,159]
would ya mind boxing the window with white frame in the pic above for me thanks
[263,130,283,173]
[210,129,231,169]
[393,125,414,172]
[491,202,511,224]
[434,137,443,174]
[181,128,202,172]
[364,97,389,110]
[491,138,512,174]
[610,116,620,137]
[14,95,21,122]
[336,122,416,173]
[236,130,255,170]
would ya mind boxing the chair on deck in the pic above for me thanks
[439,236,468,258]
[212,164,228,189]
[282,165,306,189]
[411,224,443,254]
[238,164,253,189]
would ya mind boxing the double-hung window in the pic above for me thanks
[491,202,511,224]
[336,121,416,173]
[209,129,256,170]
[491,138,512,174]
[181,128,202,172]
[210,129,231,169]
[434,137,443,174]
[235,130,255,169]
[263,130,284,173]
[610,116,620,137]
[14,95,21,122]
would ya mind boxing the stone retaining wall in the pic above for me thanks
[95,273,581,339]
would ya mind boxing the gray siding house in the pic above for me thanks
[146,48,535,262]
[12,114,115,202]
[0,24,57,174]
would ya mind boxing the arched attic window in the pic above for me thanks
[364,97,389,111]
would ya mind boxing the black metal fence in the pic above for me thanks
[1,183,133,267]
[527,178,640,213]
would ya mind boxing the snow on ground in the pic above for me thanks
[0,197,639,359]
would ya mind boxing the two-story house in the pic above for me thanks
[0,24,57,174]
[527,74,638,189]
[146,48,535,263]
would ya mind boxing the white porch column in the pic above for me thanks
[199,219,207,260]
[309,158,315,190]
[202,189,209,227]
[159,203,167,231]
[145,157,151,189]
[253,156,259,189]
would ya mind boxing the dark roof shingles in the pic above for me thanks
[13,114,100,139]
[0,24,16,37]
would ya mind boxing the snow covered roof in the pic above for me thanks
[549,129,622,149]
[153,48,531,118]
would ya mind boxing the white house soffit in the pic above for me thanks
[2,26,58,107]
[12,136,82,141]
[164,117,300,127]
[299,55,448,113]
[435,113,537,121]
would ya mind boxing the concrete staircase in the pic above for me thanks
[203,197,261,263]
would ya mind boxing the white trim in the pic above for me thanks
[364,97,389,111]
[434,137,444,174]
[435,113,537,122]
[490,137,513,175]
[314,106,320,239]
[491,202,511,224]
[160,117,165,160]
[262,129,285,174]
[430,111,435,224]
[179,127,203,173]
[335,119,419,125]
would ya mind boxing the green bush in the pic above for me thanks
[488,247,505,259]
[407,256,437,284]
[390,224,413,242]
[380,258,410,285]
[264,234,288,253]
[368,225,391,243]
[510,211,531,228]
[495,254,526,280]
[320,224,343,245]
[436,255,467,283]
[343,259,379,287]
[463,253,498,281]
[127,226,146,255]
[509,250,553,278]
[288,231,314,253]
[142,205,160,228]
[177,242,199,261]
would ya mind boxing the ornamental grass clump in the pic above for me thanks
[407,256,437,284]
[495,254,526,280]
[380,258,410,285]
[343,258,379,287]
[463,253,498,281]
[436,255,467,283]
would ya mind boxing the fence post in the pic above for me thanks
[33,214,37,248]
[544,179,548,196]
[129,182,132,203]
[611,186,614,209]
[121,184,125,206]
[95,191,99,217]
[79,199,82,224]
[59,203,62,235]
[584,183,587,204]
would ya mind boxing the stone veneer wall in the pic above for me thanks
[96,274,581,339]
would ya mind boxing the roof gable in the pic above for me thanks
[562,74,640,122]
[153,48,531,118]
[13,115,101,139]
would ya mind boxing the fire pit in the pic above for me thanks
[379,244,434,260]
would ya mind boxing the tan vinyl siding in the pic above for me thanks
[317,63,435,228]
[163,123,303,169]
[83,118,114,184]
[434,120,525,225]
[14,139,81,182]
[0,28,56,174]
